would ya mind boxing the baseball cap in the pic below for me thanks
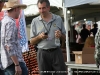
[0,0,8,2]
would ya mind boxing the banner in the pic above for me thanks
[17,0,29,52]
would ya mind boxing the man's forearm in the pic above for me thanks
[11,55,19,65]
[30,35,42,45]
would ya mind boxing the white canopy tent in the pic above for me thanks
[64,0,100,22]
[23,0,63,17]
[64,0,98,7]
[63,0,100,75]
[23,0,62,7]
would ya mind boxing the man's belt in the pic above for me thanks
[42,47,58,52]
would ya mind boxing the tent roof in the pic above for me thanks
[68,4,100,22]
[24,5,61,17]
[23,0,62,7]
[64,0,100,22]
[64,0,98,7]
[23,0,62,17]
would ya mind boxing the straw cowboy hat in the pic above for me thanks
[2,0,27,11]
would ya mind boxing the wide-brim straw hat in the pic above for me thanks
[2,0,27,11]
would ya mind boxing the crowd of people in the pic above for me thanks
[74,22,98,43]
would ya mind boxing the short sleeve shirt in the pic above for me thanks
[30,13,66,49]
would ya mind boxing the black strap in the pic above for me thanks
[41,20,52,34]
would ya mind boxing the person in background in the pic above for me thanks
[90,23,98,37]
[68,26,78,43]
[75,22,82,43]
[30,0,66,75]
[73,26,78,43]
[75,22,82,34]
[80,24,90,42]
[87,25,91,31]
[1,0,28,75]
[0,0,8,75]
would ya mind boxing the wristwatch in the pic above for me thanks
[15,64,19,66]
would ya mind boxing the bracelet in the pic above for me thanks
[15,64,19,66]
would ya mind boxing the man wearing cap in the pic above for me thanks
[0,0,8,75]
[1,0,28,75]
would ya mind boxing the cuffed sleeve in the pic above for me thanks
[4,22,17,56]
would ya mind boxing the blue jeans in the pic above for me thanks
[0,69,5,75]
[5,62,28,75]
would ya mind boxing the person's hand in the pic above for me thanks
[15,66,22,75]
[38,32,48,40]
[55,30,62,38]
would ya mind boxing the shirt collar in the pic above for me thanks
[38,13,56,22]
[6,15,16,22]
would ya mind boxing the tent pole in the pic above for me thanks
[63,0,72,75]
[63,5,70,62]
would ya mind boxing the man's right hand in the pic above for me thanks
[30,32,48,45]
[38,32,48,40]
[15,66,22,75]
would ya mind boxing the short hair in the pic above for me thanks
[37,0,50,7]
[94,23,98,28]
[82,24,86,28]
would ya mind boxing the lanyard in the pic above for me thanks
[41,20,52,34]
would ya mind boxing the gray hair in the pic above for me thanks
[37,0,50,7]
